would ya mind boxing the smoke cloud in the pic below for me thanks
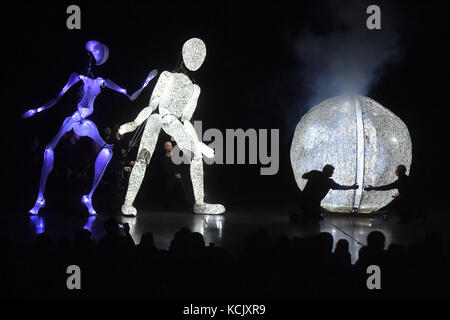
[294,0,401,110]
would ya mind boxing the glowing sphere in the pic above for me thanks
[290,95,412,213]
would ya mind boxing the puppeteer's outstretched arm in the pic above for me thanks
[104,69,158,102]
[23,72,81,118]
[331,181,359,190]
[119,71,170,135]
[365,180,398,191]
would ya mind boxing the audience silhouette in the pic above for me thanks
[1,220,449,299]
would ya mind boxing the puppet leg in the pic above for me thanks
[163,117,225,215]
[30,115,77,215]
[77,120,114,215]
[121,113,162,216]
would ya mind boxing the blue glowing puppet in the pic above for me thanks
[23,40,157,215]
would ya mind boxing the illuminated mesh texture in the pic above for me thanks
[290,95,412,213]
[182,38,206,71]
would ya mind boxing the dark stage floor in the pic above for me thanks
[4,205,449,264]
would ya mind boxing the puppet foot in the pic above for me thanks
[81,195,97,216]
[29,198,46,215]
[121,205,137,217]
[193,203,226,215]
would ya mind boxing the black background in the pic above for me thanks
[1,0,449,212]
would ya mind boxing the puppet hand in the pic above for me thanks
[144,69,158,86]
[23,108,38,119]
[119,121,138,135]
[199,142,215,159]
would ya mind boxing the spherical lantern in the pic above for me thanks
[290,95,412,213]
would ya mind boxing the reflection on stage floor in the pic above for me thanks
[6,206,450,264]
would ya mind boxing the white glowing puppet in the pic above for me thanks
[119,38,225,216]
[24,40,157,215]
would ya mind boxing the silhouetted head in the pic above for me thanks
[170,227,192,256]
[103,217,119,234]
[182,38,206,71]
[367,231,386,251]
[322,164,335,177]
[335,239,349,253]
[395,164,407,177]
[358,245,369,261]
[317,232,333,253]
[190,232,205,250]
[164,141,173,154]
[140,232,154,249]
